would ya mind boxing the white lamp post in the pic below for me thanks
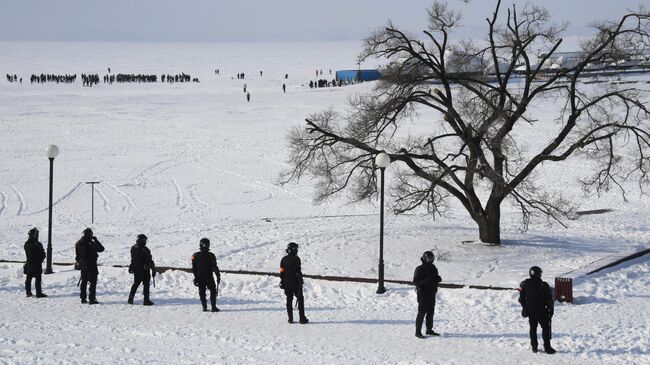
[375,152,391,294]
[45,144,59,274]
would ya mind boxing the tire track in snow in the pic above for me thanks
[0,191,6,216]
[94,187,112,212]
[11,186,26,216]
[103,181,135,212]
[28,182,83,215]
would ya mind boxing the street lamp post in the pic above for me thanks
[44,144,59,274]
[375,152,391,294]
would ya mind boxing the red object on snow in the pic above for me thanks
[554,277,573,303]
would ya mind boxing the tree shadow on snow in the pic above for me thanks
[442,332,529,339]
[573,296,617,305]
[308,319,412,326]
[502,236,613,254]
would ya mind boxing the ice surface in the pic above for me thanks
[0,41,648,364]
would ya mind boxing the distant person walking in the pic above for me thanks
[243,83,247,93]
[246,92,250,102]
[413,251,441,338]
[519,266,556,354]
[23,228,47,298]
[282,83,286,93]
[191,238,221,312]
[279,242,308,324]
[75,228,105,304]
[128,234,156,306]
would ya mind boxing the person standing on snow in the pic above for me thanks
[24,228,47,298]
[279,242,308,324]
[75,228,105,304]
[128,234,156,306]
[413,251,442,338]
[191,238,221,312]
[519,266,556,354]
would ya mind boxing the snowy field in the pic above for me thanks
[0,41,649,364]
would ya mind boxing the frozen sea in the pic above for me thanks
[0,41,648,364]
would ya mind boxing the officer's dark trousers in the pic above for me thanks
[284,287,305,321]
[25,273,42,295]
[128,270,150,302]
[528,312,551,349]
[80,267,98,301]
[416,294,436,333]
[198,277,217,309]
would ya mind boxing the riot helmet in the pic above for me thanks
[286,242,299,255]
[529,266,542,279]
[421,251,435,264]
[136,234,148,247]
[200,238,210,250]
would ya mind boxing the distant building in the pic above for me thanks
[335,69,382,83]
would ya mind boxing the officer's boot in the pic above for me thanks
[415,311,425,338]
[201,298,208,312]
[544,341,556,354]
[128,285,137,304]
[286,296,294,323]
[35,275,47,298]
[25,277,33,297]
[210,293,219,312]
[143,281,153,306]
[298,294,308,324]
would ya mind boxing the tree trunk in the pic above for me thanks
[477,204,501,245]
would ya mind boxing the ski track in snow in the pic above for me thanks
[170,178,186,209]
[11,185,25,216]
[28,182,83,215]
[103,181,136,212]
[187,183,207,205]
[0,190,6,216]
[94,186,112,212]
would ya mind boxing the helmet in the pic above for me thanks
[83,227,93,237]
[136,234,147,246]
[529,266,542,279]
[286,242,299,254]
[28,227,39,238]
[421,251,435,263]
[199,238,210,250]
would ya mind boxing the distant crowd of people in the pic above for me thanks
[5,70,198,86]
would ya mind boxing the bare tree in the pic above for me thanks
[282,1,650,244]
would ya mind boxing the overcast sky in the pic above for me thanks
[0,0,644,42]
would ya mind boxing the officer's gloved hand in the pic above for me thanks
[217,277,221,285]
[151,270,156,278]
[548,309,554,318]
[193,278,199,287]
[279,282,285,289]
[521,309,528,318]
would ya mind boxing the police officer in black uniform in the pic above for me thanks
[24,228,47,298]
[191,238,221,312]
[279,242,308,324]
[413,251,442,338]
[128,234,156,306]
[519,266,556,354]
[75,228,105,304]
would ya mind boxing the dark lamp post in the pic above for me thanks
[44,144,59,274]
[375,152,390,294]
